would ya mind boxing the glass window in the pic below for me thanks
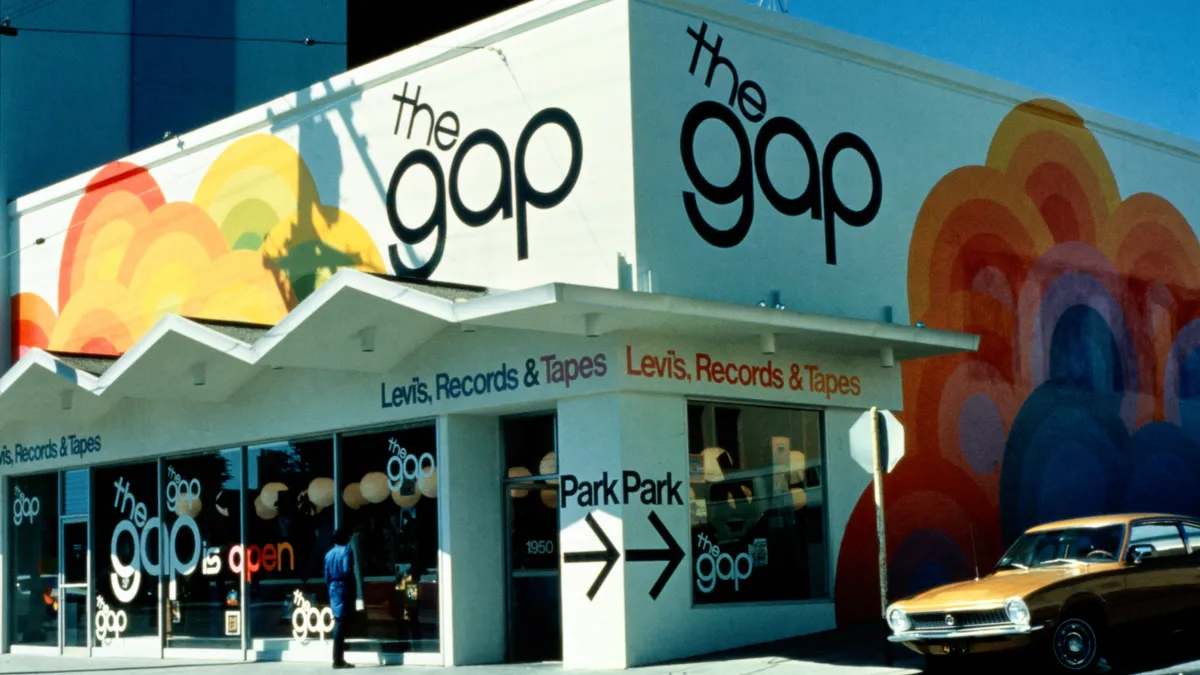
[245,438,334,643]
[339,425,439,654]
[503,413,561,663]
[1128,523,1187,559]
[94,461,161,647]
[687,402,826,604]
[164,449,242,649]
[504,413,559,572]
[1184,523,1200,555]
[996,525,1124,568]
[8,472,59,647]
[63,469,88,516]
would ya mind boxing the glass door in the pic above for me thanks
[60,518,90,654]
[505,478,561,662]
[501,413,562,663]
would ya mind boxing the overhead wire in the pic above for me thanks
[1,25,344,46]
[2,0,69,21]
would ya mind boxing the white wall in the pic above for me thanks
[557,393,629,669]
[823,407,873,601]
[557,391,857,667]
[437,414,506,666]
[627,0,1200,322]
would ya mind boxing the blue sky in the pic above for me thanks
[766,1,1199,143]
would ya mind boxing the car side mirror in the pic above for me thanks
[1127,544,1155,564]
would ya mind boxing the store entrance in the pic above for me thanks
[59,518,89,653]
[505,478,561,662]
[501,413,562,663]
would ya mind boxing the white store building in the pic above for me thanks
[8,0,1140,667]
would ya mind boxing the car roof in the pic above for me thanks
[1024,513,1188,533]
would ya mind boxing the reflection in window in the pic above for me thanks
[1184,523,1200,555]
[164,449,242,649]
[504,414,559,571]
[340,425,439,653]
[94,462,161,647]
[687,403,826,604]
[8,473,58,647]
[1128,523,1186,558]
[245,439,334,642]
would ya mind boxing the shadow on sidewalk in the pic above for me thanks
[651,621,923,672]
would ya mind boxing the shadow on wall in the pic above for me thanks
[835,98,1200,626]
[11,79,386,360]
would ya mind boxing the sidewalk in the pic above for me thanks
[0,625,922,675]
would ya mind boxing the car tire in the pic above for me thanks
[1049,612,1103,672]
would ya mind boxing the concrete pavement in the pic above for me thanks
[4,624,1200,675]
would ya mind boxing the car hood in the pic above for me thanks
[894,567,1087,612]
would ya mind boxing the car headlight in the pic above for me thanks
[1004,598,1030,626]
[886,606,910,633]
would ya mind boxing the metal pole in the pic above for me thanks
[870,407,891,666]
[239,446,248,659]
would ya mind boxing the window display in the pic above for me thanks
[163,449,242,649]
[94,461,161,647]
[245,438,335,641]
[687,402,826,604]
[339,424,439,653]
[8,472,58,647]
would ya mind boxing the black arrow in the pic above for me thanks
[626,511,684,600]
[564,512,620,600]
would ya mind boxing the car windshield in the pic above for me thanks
[995,524,1126,569]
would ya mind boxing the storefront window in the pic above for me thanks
[94,461,161,647]
[503,413,561,663]
[164,449,242,649]
[339,425,439,653]
[8,472,58,647]
[687,402,826,604]
[245,438,334,643]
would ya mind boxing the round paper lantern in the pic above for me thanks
[260,482,289,510]
[701,447,731,482]
[360,472,391,504]
[788,451,808,485]
[254,495,277,520]
[392,488,421,507]
[418,468,438,498]
[307,478,335,509]
[540,488,558,509]
[343,483,367,510]
[175,495,202,519]
[508,467,532,498]
[539,452,557,477]
[790,487,808,510]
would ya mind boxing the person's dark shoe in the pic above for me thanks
[333,663,356,669]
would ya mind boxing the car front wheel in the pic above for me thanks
[1050,614,1102,672]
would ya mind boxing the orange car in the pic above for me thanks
[885,513,1200,672]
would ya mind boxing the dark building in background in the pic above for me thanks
[347,0,526,69]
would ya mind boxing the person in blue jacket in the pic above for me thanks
[324,525,357,669]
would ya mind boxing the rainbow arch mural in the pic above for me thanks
[836,98,1200,624]
[12,134,386,358]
